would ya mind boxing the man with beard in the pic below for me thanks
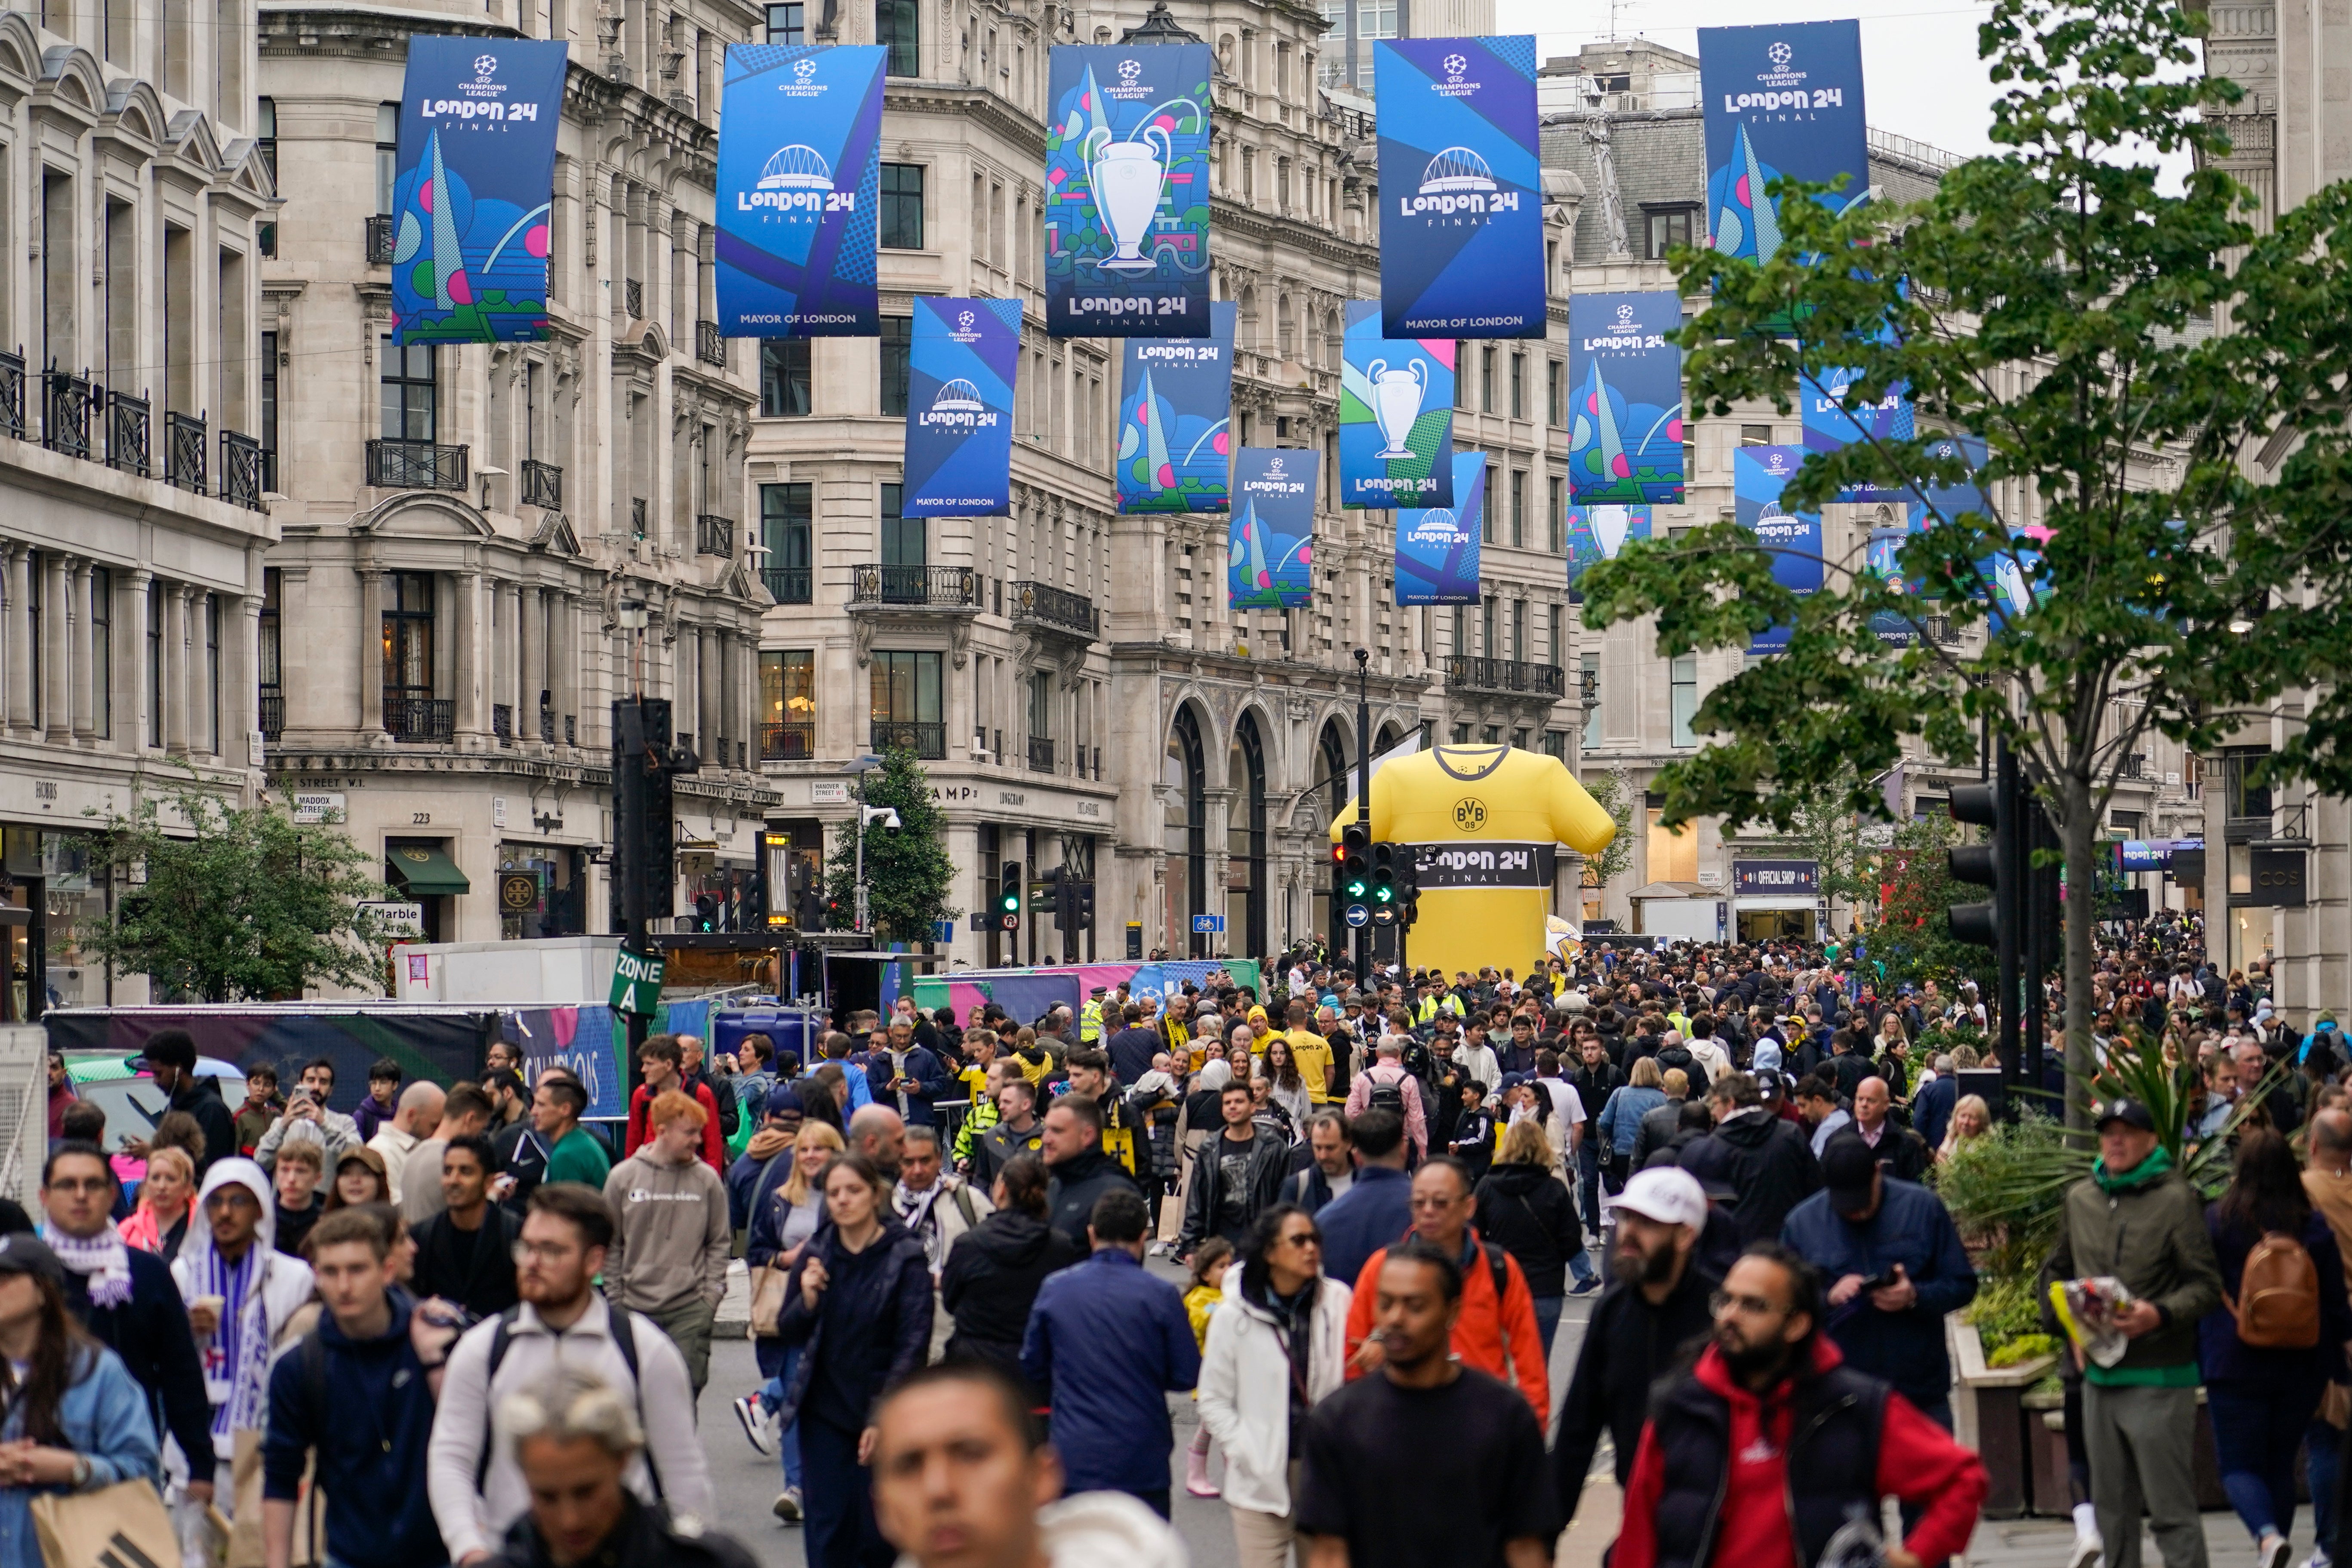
[1549,1167,1718,1529]
[1612,1243,1988,1568]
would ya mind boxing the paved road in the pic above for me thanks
[691,1249,1607,1568]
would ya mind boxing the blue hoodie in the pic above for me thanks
[263,1290,447,1568]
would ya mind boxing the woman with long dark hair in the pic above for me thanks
[2202,1128,2352,1568]
[1260,1039,1309,1133]
[939,1153,1082,1390]
[0,1234,160,1568]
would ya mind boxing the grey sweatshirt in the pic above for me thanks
[601,1149,730,1312]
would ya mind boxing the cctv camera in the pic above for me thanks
[882,810,903,832]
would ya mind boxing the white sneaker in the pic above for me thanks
[773,1488,803,1523]
[2303,1550,2334,1568]
[2067,1531,2103,1568]
[732,1394,777,1456]
[2260,1533,2293,1568]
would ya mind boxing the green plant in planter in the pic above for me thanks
[1989,1332,2060,1368]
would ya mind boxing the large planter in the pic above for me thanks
[1950,1315,2059,1519]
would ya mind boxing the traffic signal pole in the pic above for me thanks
[1995,739,2023,1084]
[1354,647,1370,985]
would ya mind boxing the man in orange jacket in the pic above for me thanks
[1343,1156,1547,1417]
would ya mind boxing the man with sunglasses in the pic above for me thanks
[1613,1242,1987,1568]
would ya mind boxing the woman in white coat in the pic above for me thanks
[1195,1200,1351,1568]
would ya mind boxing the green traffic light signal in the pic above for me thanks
[1373,885,1394,904]
[1345,878,1368,899]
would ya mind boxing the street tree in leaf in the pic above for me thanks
[822,746,959,944]
[1582,0,2352,1123]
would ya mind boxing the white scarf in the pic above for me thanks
[43,1223,133,1308]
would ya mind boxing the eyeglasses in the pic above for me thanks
[511,1240,580,1264]
[44,1177,109,1195]
[1709,1289,1786,1318]
[1275,1230,1322,1251]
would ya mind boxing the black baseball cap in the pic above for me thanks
[2094,1097,2157,1133]
[1822,1137,1882,1217]
[0,1233,62,1283]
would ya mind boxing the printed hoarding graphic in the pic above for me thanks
[714,44,885,338]
[1396,452,1486,604]
[1699,21,1870,265]
[1734,444,1824,653]
[1115,301,1236,513]
[1228,448,1317,609]
[1568,291,1684,503]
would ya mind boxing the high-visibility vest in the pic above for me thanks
[1080,1000,1104,1043]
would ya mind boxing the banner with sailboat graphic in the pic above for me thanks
[1374,37,1544,338]
[1735,445,1824,654]
[1339,302,1454,509]
[1698,21,1869,266]
[1396,453,1484,605]
[713,43,885,338]
[1044,44,1213,338]
[1567,291,1684,504]
[900,298,1020,518]
[1565,504,1652,604]
[1114,301,1235,514]
[388,37,568,344]
[1227,448,1315,610]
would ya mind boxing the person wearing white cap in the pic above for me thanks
[1549,1168,1721,1531]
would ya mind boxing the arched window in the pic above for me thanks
[1278,292,1296,361]
[1228,711,1268,956]
[1167,705,1207,955]
[1320,718,1350,823]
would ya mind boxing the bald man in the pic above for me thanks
[366,1080,445,1205]
[848,1103,907,1181]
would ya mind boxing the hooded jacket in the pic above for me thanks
[1473,1161,1582,1297]
[170,1158,316,1459]
[1043,1147,1143,1251]
[602,1146,731,1313]
[939,1210,1085,1369]
[1680,1109,1822,1244]
[1196,1266,1352,1517]
[773,1215,933,1433]
[262,1289,443,1568]
[1613,1335,1989,1568]
[1551,1253,1718,1511]
[1343,1226,1548,1418]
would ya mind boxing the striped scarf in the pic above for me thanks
[197,1245,269,1439]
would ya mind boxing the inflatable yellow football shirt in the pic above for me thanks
[1336,746,1617,982]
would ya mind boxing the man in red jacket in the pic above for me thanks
[1614,1241,1986,1568]
[625,1035,724,1168]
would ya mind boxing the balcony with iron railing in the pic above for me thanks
[384,693,455,742]
[493,703,514,747]
[763,567,812,604]
[1010,579,1099,639]
[1444,655,1567,699]
[1028,735,1054,773]
[849,564,980,609]
[42,368,92,459]
[220,431,264,510]
[104,390,149,476]
[166,412,206,493]
[366,214,395,265]
[696,320,726,367]
[761,722,814,761]
[0,348,23,439]
[367,438,468,491]
[259,689,284,741]
[871,720,946,759]
[521,458,563,510]
[695,514,735,557]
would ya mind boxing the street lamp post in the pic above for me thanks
[843,753,885,933]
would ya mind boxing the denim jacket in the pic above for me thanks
[0,1345,161,1568]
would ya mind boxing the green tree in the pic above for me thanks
[1861,815,1997,997]
[823,746,958,943]
[78,785,395,1001]
[1578,767,1638,894]
[1786,790,1878,931]
[1581,0,2352,1121]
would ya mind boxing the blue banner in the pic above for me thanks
[1735,445,1823,653]
[1044,44,1213,338]
[714,44,884,338]
[388,38,568,345]
[1916,432,2035,623]
[1375,37,1545,339]
[1564,504,1652,604]
[1115,301,1235,513]
[1396,452,1484,604]
[1339,301,1455,509]
[901,298,1020,518]
[1228,449,1316,610]
[1699,21,1870,265]
[1568,291,1684,503]
[1866,513,1922,646]
[1801,366,1914,502]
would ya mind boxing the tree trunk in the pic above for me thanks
[2061,770,2100,1134]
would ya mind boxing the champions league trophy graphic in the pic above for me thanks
[1365,356,1428,460]
[1084,120,1176,274]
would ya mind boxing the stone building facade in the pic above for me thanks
[0,2,277,1014]
[256,0,775,951]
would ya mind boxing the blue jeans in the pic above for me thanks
[1532,1294,1564,1357]
[2209,1381,2324,1541]
[2311,1415,2341,1550]
[754,1344,805,1493]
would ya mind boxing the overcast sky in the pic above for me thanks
[1495,0,2004,160]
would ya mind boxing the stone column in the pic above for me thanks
[495,579,522,739]
[162,584,189,755]
[122,570,152,751]
[3,545,29,734]
[719,629,741,771]
[448,571,480,740]
[553,590,579,746]
[697,624,720,761]
[359,569,385,733]
[68,558,94,741]
[521,585,547,743]
[230,593,261,767]
[43,551,71,741]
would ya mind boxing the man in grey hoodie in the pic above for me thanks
[602,1089,730,1395]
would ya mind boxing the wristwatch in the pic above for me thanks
[69,1455,90,1488]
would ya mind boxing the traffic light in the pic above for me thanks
[1339,824,1371,910]
[1369,842,1400,925]
[1397,843,1421,927]
[1946,778,2006,951]
[693,892,720,933]
[998,861,1023,924]
[1072,879,1095,931]
[1040,866,1070,929]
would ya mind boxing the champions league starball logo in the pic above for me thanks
[958,310,974,329]
[1119,59,1142,83]
[1764,451,1793,477]
[794,58,816,81]
[473,54,499,80]
[1767,40,1793,69]
[1267,456,1287,479]
[1615,302,1635,327]
[1443,53,1467,79]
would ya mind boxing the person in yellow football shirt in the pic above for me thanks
[1279,999,1335,1103]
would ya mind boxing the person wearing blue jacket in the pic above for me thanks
[774,1153,932,1568]
[1779,1136,1978,1426]
[1596,1059,1669,1173]
[1313,1109,1413,1291]
[263,1208,449,1568]
[0,1232,160,1568]
[1019,1186,1200,1519]
[865,1018,951,1127]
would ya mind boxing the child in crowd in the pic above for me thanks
[352,1058,403,1143]
[1182,1237,1234,1500]
[1451,1079,1496,1182]
[234,1065,283,1156]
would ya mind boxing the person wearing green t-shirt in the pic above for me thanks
[534,1076,613,1186]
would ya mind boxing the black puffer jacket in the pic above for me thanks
[1472,1161,1582,1297]
[939,1210,1084,1378]
[1680,1109,1822,1243]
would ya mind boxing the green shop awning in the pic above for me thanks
[387,845,471,896]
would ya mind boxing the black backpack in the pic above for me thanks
[1366,1069,1408,1118]
[455,1304,666,1498]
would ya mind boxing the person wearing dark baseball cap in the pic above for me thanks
[1779,1137,1977,1425]
[2036,1092,2223,1568]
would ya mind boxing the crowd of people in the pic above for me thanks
[22,906,2352,1568]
